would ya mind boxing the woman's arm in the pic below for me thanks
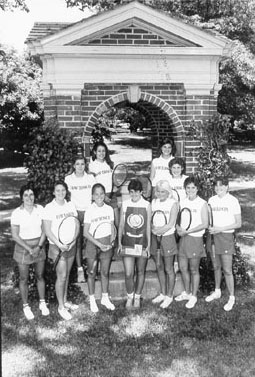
[43,220,68,252]
[210,213,241,234]
[11,225,33,255]
[117,206,124,253]
[145,204,152,256]
[177,202,208,236]
[153,202,178,236]
[149,161,155,182]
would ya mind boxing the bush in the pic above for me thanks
[24,118,83,205]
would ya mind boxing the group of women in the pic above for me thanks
[11,138,241,321]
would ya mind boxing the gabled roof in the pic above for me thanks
[26,0,232,55]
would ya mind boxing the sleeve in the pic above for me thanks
[69,201,78,216]
[109,206,114,222]
[42,204,53,221]
[10,208,20,226]
[88,161,96,175]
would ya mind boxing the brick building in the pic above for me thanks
[26,1,233,173]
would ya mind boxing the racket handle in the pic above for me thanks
[156,249,161,268]
[53,252,61,271]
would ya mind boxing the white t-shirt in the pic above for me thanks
[42,200,77,244]
[151,197,176,235]
[11,205,44,240]
[180,196,206,237]
[89,160,112,193]
[208,193,241,233]
[84,202,114,236]
[151,155,173,187]
[168,175,188,202]
[64,172,96,211]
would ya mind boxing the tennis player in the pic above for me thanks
[150,137,176,197]
[151,180,179,308]
[175,176,208,309]
[89,141,119,226]
[168,157,188,202]
[43,181,78,321]
[65,155,96,283]
[83,183,115,313]
[205,177,241,311]
[11,185,49,320]
[118,178,151,309]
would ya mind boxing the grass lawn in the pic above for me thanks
[1,144,255,377]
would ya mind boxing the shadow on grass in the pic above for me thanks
[2,291,255,377]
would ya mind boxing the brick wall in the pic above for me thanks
[45,82,217,173]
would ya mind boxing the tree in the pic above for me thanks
[0,45,43,152]
[0,0,29,12]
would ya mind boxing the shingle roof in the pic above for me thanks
[25,22,73,43]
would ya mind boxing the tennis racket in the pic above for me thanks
[208,203,216,258]
[54,216,80,270]
[152,210,167,267]
[237,234,255,240]
[137,175,152,201]
[110,163,128,198]
[90,221,117,274]
[177,207,192,231]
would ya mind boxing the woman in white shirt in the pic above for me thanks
[65,155,96,283]
[205,177,241,312]
[11,185,49,320]
[43,181,78,321]
[150,137,176,198]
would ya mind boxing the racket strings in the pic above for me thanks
[112,164,128,187]
[152,211,167,227]
[179,208,192,230]
[58,217,80,245]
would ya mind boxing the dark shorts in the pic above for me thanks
[178,235,206,259]
[77,210,85,224]
[151,234,177,257]
[214,233,235,255]
[84,239,113,260]
[13,238,46,265]
[48,243,76,262]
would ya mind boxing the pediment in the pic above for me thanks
[66,18,200,47]
[27,1,232,55]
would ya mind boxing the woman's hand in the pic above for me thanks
[145,246,150,258]
[176,225,188,237]
[117,243,122,255]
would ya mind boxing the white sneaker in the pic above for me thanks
[205,291,221,303]
[39,301,50,316]
[23,305,34,320]
[58,307,72,321]
[160,296,173,309]
[152,294,165,304]
[175,292,192,302]
[90,298,99,313]
[126,294,133,309]
[224,296,235,312]
[185,295,197,309]
[64,302,79,311]
[77,268,85,283]
[133,296,141,309]
[101,296,115,311]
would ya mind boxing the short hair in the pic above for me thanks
[54,180,68,192]
[92,183,106,195]
[183,175,200,190]
[213,176,229,186]
[157,137,176,157]
[168,157,186,173]
[155,180,172,194]
[19,184,35,200]
[128,178,143,192]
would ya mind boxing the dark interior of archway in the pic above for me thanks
[91,100,175,175]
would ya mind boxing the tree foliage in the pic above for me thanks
[24,119,83,205]
[0,46,43,152]
[0,0,29,12]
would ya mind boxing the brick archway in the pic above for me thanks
[82,89,185,159]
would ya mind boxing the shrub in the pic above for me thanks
[24,118,83,205]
